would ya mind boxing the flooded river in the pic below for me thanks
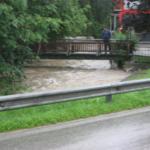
[24,60,130,92]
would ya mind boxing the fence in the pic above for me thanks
[134,42,150,56]
[134,42,150,63]
[35,39,132,57]
[0,79,150,111]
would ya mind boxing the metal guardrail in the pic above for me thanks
[0,79,150,111]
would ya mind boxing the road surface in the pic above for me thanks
[0,107,150,150]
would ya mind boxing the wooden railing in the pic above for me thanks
[33,39,132,57]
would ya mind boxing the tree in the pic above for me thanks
[0,0,89,81]
[79,0,113,37]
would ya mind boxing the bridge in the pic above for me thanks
[36,39,133,60]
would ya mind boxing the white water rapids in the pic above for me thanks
[24,60,130,92]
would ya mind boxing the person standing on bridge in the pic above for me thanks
[101,28,111,53]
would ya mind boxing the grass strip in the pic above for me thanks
[134,56,150,63]
[0,69,150,132]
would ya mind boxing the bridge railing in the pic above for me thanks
[0,79,150,111]
[36,39,132,56]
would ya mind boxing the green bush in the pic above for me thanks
[113,31,127,40]
[0,0,89,93]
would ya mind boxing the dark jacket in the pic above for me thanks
[101,30,111,41]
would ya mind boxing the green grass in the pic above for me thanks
[134,56,150,63]
[127,68,150,80]
[0,68,150,132]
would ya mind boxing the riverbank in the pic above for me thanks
[0,67,150,132]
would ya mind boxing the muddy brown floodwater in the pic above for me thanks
[24,60,131,92]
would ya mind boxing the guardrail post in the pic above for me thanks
[106,95,112,102]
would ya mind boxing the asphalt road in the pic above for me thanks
[1,107,150,150]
